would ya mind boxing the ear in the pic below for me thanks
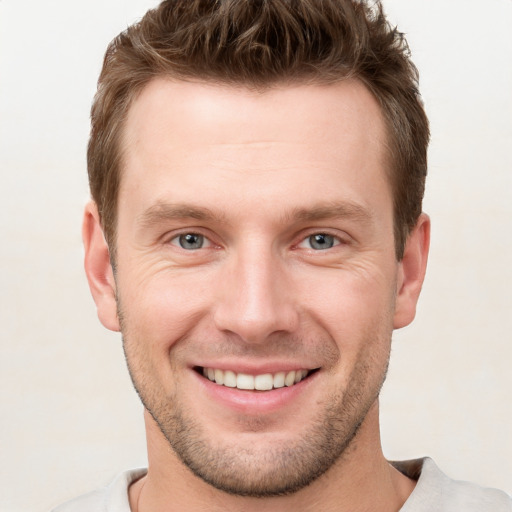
[393,213,430,329]
[82,201,120,332]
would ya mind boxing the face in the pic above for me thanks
[85,79,428,497]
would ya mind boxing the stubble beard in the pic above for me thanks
[122,331,390,498]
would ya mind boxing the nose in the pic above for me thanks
[213,246,299,344]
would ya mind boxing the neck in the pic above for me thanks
[130,403,415,512]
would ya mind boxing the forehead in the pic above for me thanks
[119,78,391,220]
[123,78,388,154]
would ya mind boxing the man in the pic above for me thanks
[53,1,511,511]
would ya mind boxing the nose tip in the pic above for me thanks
[212,255,299,344]
[215,303,298,344]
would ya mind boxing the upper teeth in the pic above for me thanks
[202,368,309,390]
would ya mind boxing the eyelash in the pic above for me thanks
[168,232,214,250]
[296,232,343,251]
[167,230,346,252]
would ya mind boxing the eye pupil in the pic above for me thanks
[179,233,203,250]
[309,233,334,250]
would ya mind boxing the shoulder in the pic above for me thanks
[50,468,147,512]
[51,488,107,512]
[394,458,512,512]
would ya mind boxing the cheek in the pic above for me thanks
[296,265,397,340]
[118,268,215,354]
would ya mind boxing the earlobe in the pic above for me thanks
[82,201,120,332]
[393,213,430,329]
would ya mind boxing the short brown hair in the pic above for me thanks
[88,0,429,259]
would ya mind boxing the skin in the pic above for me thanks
[83,79,430,512]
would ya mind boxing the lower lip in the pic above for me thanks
[193,370,318,415]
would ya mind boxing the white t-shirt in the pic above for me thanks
[51,458,512,511]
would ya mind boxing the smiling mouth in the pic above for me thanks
[195,367,318,391]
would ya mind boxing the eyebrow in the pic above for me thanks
[286,202,374,225]
[137,202,227,229]
[138,200,373,229]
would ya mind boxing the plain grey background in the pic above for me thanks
[0,1,511,510]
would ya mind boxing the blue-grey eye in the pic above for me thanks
[308,233,336,250]
[178,233,204,250]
